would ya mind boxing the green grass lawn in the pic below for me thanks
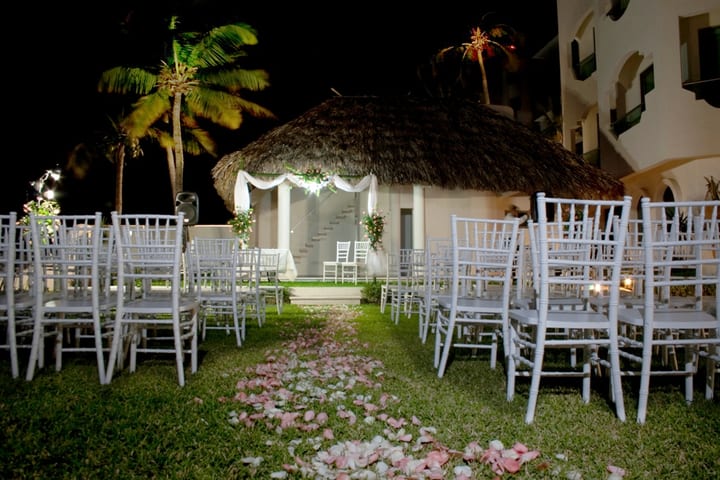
[1,304,718,479]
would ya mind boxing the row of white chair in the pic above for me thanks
[0,212,274,387]
[383,195,719,424]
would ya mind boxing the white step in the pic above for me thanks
[289,286,362,305]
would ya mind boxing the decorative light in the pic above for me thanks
[31,168,62,199]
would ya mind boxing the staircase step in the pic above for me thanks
[289,286,362,305]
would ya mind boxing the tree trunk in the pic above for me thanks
[114,148,125,214]
[172,93,185,203]
[477,54,490,105]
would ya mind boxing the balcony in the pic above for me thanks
[612,104,642,136]
[573,53,597,80]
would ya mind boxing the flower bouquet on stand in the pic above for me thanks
[228,208,255,248]
[361,210,387,278]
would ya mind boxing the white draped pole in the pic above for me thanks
[277,183,291,250]
[412,185,425,250]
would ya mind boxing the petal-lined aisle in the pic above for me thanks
[219,305,559,479]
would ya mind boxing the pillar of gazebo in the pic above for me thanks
[413,185,425,250]
[278,182,291,250]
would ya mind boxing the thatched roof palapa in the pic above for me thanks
[212,96,624,211]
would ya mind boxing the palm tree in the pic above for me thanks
[98,15,275,202]
[102,115,143,214]
[431,14,521,104]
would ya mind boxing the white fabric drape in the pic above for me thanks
[233,170,378,214]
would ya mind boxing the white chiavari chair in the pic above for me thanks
[188,237,244,346]
[434,216,520,377]
[25,212,112,383]
[322,241,351,283]
[237,247,266,331]
[0,213,34,378]
[106,212,200,386]
[617,198,720,424]
[506,193,632,424]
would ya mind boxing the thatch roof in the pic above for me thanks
[212,96,624,210]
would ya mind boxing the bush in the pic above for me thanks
[362,281,383,304]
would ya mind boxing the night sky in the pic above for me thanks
[8,1,558,224]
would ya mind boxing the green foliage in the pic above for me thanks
[706,175,719,200]
[361,280,383,304]
[97,16,274,197]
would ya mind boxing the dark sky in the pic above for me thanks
[9,1,558,223]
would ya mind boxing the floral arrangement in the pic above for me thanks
[360,210,386,251]
[20,198,61,236]
[287,165,335,196]
[228,208,255,246]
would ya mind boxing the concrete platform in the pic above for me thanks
[289,286,363,305]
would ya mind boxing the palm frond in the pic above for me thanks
[186,23,259,68]
[185,128,217,156]
[121,92,171,137]
[199,68,271,92]
[98,67,158,95]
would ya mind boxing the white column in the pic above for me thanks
[412,185,425,250]
[278,182,291,250]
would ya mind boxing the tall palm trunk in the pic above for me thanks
[172,93,185,202]
[477,54,490,105]
[114,148,125,214]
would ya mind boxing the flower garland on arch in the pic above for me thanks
[233,170,378,215]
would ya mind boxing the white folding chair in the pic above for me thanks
[390,249,425,325]
[617,198,720,424]
[420,237,452,344]
[434,216,520,377]
[106,212,200,387]
[506,193,632,424]
[0,213,35,378]
[322,241,351,283]
[259,250,283,314]
[341,240,370,284]
[25,212,113,384]
[237,247,266,330]
[380,251,398,314]
[188,237,244,347]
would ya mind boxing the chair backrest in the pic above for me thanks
[189,237,241,298]
[638,198,719,309]
[450,215,520,303]
[533,193,632,312]
[353,240,370,264]
[336,241,351,262]
[29,212,105,301]
[259,250,281,282]
[111,212,185,302]
[0,212,18,299]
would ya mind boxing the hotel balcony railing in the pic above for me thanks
[573,53,597,81]
[612,104,642,136]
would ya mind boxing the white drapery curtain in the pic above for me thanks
[232,169,386,277]
[233,170,378,214]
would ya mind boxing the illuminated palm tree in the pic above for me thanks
[98,16,275,202]
[432,14,520,104]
